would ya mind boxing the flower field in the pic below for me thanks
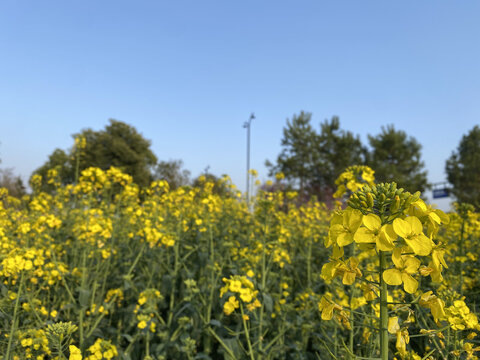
[1,166,480,359]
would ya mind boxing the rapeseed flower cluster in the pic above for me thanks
[1,165,479,359]
[85,339,118,360]
[220,275,261,316]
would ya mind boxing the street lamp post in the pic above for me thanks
[243,113,255,206]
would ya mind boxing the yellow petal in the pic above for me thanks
[401,273,418,294]
[332,245,344,259]
[337,232,354,247]
[412,199,427,212]
[329,224,345,240]
[428,211,441,225]
[344,209,363,231]
[434,209,450,224]
[405,234,433,256]
[343,271,356,285]
[321,303,334,320]
[405,216,423,234]
[396,331,407,355]
[376,227,395,251]
[391,248,404,269]
[330,212,344,226]
[403,256,421,274]
[382,224,397,242]
[430,298,446,321]
[383,269,403,285]
[348,256,360,269]
[354,227,376,244]
[363,214,381,231]
[388,316,400,334]
[393,218,411,238]
[321,261,338,281]
[432,249,448,269]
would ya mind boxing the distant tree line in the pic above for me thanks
[1,116,480,210]
[265,112,429,204]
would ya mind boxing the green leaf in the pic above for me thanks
[221,338,242,360]
[77,287,91,308]
[263,293,273,313]
[209,320,222,328]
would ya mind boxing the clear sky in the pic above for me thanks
[1,1,479,209]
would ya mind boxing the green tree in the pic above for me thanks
[266,111,318,195]
[0,168,26,198]
[33,149,73,189]
[366,125,429,193]
[32,119,157,188]
[154,159,191,190]
[192,173,233,197]
[310,116,366,197]
[446,125,480,209]
[266,112,366,201]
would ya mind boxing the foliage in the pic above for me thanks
[1,166,479,359]
[32,119,157,190]
[367,125,429,193]
[321,166,479,359]
[192,173,235,197]
[446,125,480,209]
[154,159,191,190]
[0,168,26,198]
[266,112,366,202]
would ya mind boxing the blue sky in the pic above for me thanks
[1,1,479,208]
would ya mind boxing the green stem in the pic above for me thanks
[85,245,145,340]
[459,219,465,296]
[241,303,255,360]
[307,239,312,289]
[207,327,236,359]
[379,251,389,360]
[146,331,150,358]
[79,250,87,349]
[204,223,215,354]
[349,244,356,359]
[258,221,268,358]
[6,273,23,360]
[167,233,180,327]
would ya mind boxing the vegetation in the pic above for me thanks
[0,168,26,198]
[2,115,480,359]
[0,164,479,360]
[446,125,480,209]
[154,159,191,190]
[266,113,366,203]
[267,113,429,203]
[32,119,157,190]
[366,125,429,193]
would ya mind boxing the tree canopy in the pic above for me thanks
[267,113,433,202]
[266,112,366,202]
[446,125,480,209]
[154,159,191,190]
[32,119,157,189]
[0,168,26,198]
[366,125,429,193]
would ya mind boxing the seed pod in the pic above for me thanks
[412,191,421,202]
[379,193,386,203]
[366,193,374,208]
[390,195,400,213]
